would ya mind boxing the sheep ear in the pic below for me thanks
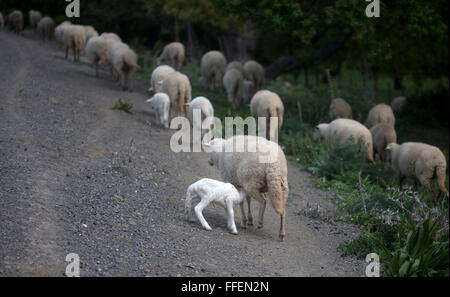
[386,145,391,151]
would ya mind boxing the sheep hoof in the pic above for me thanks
[278,235,285,242]
[231,231,238,235]
[257,223,263,229]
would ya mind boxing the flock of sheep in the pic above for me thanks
[1,9,448,242]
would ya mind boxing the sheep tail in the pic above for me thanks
[436,165,449,197]
[265,166,288,215]
[184,185,194,215]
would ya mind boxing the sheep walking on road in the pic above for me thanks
[201,51,227,91]
[157,42,185,69]
[250,90,284,141]
[37,16,55,40]
[146,93,171,129]
[185,178,245,235]
[109,42,141,92]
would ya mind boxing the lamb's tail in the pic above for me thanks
[184,186,194,215]
[436,165,449,197]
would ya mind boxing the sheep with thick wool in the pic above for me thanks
[250,90,284,141]
[85,35,118,77]
[365,103,395,128]
[205,135,289,241]
[391,96,407,114]
[201,51,227,91]
[28,10,41,30]
[100,32,121,42]
[329,98,352,119]
[54,21,71,44]
[157,42,185,69]
[62,24,87,62]
[244,60,264,94]
[149,65,175,93]
[223,69,244,113]
[83,25,98,42]
[146,92,171,129]
[160,71,192,118]
[7,10,23,34]
[185,96,214,139]
[386,142,449,205]
[314,118,375,163]
[109,42,141,91]
[185,178,245,234]
[227,61,244,74]
[370,123,397,162]
[37,16,55,40]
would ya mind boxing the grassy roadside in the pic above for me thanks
[133,52,449,276]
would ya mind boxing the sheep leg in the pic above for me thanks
[194,200,212,231]
[398,175,405,191]
[65,46,69,60]
[225,198,238,234]
[246,196,254,226]
[243,186,267,228]
[239,201,248,229]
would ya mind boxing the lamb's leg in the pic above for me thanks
[225,199,238,234]
[243,185,267,228]
[246,196,254,226]
[194,200,212,231]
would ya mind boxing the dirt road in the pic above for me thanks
[0,30,364,276]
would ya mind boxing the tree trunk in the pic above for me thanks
[186,21,200,60]
[174,17,180,42]
[325,68,335,99]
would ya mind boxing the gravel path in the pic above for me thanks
[0,30,365,276]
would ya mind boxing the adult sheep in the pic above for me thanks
[244,60,264,94]
[37,16,55,40]
[54,21,72,45]
[386,142,449,205]
[226,61,244,74]
[109,42,141,92]
[250,90,284,141]
[7,10,23,34]
[223,69,244,113]
[201,51,227,91]
[149,65,175,93]
[62,25,87,62]
[160,71,192,118]
[314,118,375,163]
[205,135,289,241]
[83,25,98,42]
[185,96,214,139]
[365,103,395,128]
[370,123,397,162]
[100,32,121,42]
[28,10,41,30]
[391,96,407,114]
[85,36,118,77]
[157,42,185,69]
[329,98,352,119]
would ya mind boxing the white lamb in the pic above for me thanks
[185,178,245,234]
[145,92,170,128]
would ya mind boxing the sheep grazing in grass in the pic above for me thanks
[185,96,214,138]
[185,178,246,235]
[146,92,170,129]
[7,10,24,34]
[83,25,98,42]
[391,96,407,114]
[201,51,227,91]
[109,42,141,92]
[62,25,87,62]
[29,10,41,31]
[149,65,175,93]
[157,42,185,69]
[386,142,449,206]
[37,16,55,40]
[85,36,118,77]
[370,123,397,162]
[0,13,4,29]
[160,71,192,118]
[205,135,289,241]
[365,103,395,128]
[100,32,121,42]
[244,60,264,94]
[223,68,244,113]
[250,90,284,141]
[227,61,244,74]
[314,118,375,163]
[329,98,352,119]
